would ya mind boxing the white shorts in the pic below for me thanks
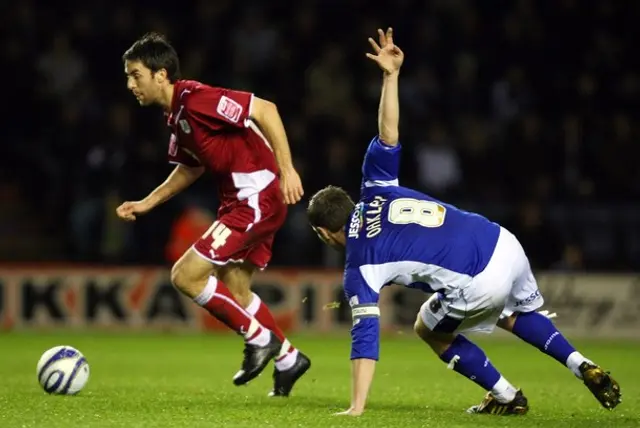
[419,227,544,334]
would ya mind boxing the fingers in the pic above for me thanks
[293,184,304,203]
[287,186,304,205]
[370,27,394,55]
[116,202,137,221]
[280,182,304,205]
[378,28,386,47]
[368,37,380,54]
[280,182,292,205]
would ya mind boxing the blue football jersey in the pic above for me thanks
[345,136,501,361]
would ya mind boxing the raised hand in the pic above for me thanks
[365,27,404,75]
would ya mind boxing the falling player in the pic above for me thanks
[307,28,621,416]
[117,32,310,395]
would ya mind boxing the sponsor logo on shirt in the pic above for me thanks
[179,119,191,134]
[216,96,243,123]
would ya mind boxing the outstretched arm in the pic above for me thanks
[360,28,405,189]
[377,73,399,146]
[116,164,204,221]
[334,266,382,417]
[366,28,404,146]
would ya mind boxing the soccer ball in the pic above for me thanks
[36,346,90,395]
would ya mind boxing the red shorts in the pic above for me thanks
[192,182,287,269]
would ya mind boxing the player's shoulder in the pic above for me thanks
[176,80,209,101]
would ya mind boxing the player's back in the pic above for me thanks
[347,185,500,293]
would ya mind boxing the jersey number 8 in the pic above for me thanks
[388,198,447,228]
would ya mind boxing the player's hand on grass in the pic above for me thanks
[280,166,304,205]
[366,27,404,75]
[116,200,154,221]
[333,407,363,417]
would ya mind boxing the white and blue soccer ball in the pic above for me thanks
[36,346,90,395]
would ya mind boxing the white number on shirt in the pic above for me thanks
[388,198,446,228]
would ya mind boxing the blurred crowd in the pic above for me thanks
[1,0,639,270]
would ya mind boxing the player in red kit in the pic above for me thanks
[116,32,310,395]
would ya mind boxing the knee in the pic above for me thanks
[170,262,188,292]
[170,261,205,296]
[497,313,519,332]
[413,314,432,342]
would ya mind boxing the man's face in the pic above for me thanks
[125,60,162,106]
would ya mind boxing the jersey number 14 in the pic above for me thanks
[388,198,446,228]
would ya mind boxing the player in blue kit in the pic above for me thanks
[307,28,622,417]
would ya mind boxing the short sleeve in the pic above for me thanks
[361,135,402,188]
[185,86,253,129]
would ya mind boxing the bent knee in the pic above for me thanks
[170,253,213,297]
[414,314,432,341]
[170,263,190,291]
[497,313,518,331]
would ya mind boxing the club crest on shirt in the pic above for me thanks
[216,96,243,123]
[179,119,191,134]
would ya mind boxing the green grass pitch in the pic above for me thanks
[0,332,637,427]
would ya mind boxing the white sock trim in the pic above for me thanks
[491,376,518,403]
[246,292,261,316]
[566,351,592,379]
[193,276,218,306]
[246,326,270,347]
[275,348,298,371]
[278,339,292,359]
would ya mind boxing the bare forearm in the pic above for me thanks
[378,72,399,146]
[351,358,377,412]
[251,98,294,171]
[144,164,204,208]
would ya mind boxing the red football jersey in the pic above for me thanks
[166,80,279,209]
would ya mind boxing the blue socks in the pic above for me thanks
[440,335,518,402]
[437,311,592,400]
[512,311,575,364]
[512,311,590,377]
[440,335,501,391]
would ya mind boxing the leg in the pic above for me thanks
[220,260,310,396]
[498,312,622,409]
[415,295,527,415]
[220,261,297,363]
[170,249,281,385]
[497,312,589,378]
[499,249,621,410]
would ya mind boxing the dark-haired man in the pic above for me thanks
[117,32,310,395]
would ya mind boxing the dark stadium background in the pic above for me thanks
[2,2,640,427]
[2,0,638,271]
